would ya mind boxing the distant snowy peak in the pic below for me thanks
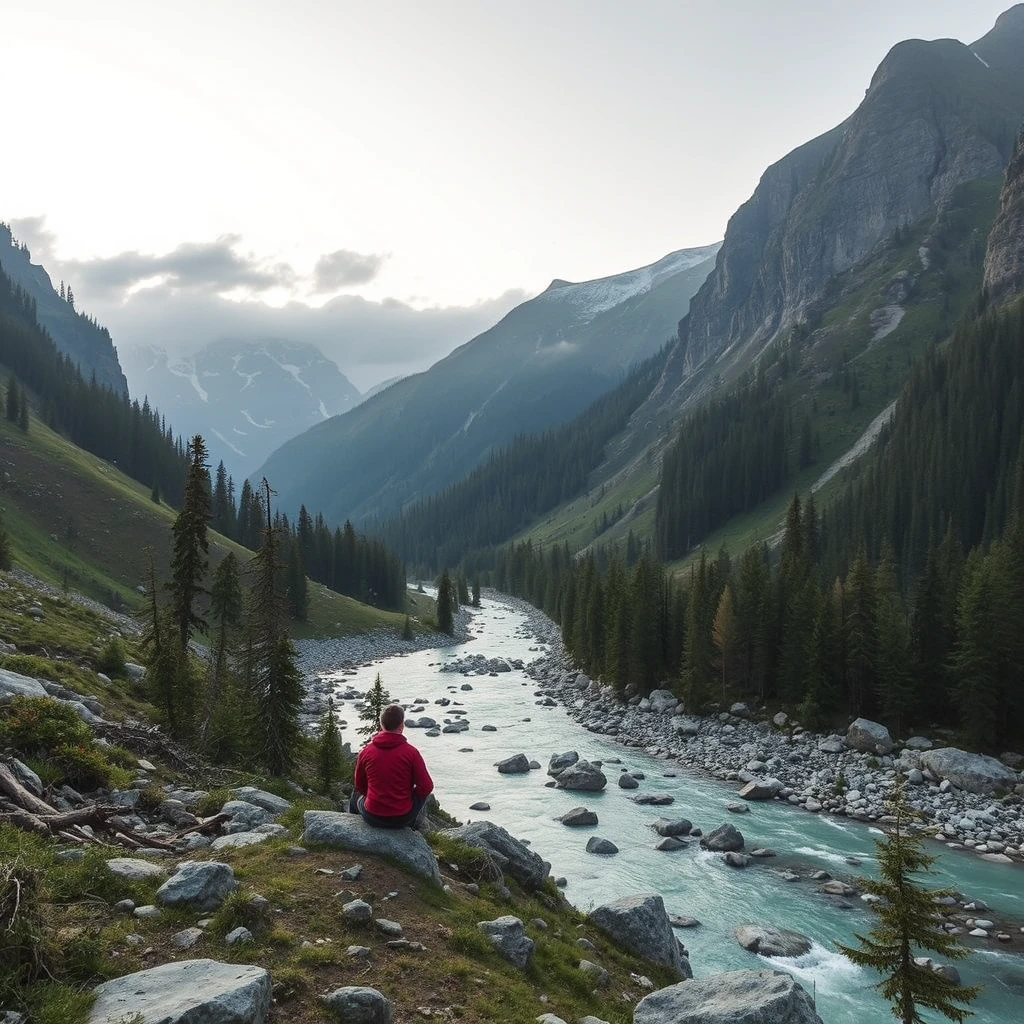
[538,243,721,323]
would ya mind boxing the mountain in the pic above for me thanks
[0,222,128,394]
[257,243,720,523]
[983,121,1024,307]
[654,4,1024,411]
[119,338,361,479]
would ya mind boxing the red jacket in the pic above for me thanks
[354,730,434,817]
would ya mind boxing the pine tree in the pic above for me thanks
[200,552,242,746]
[837,785,979,1023]
[169,435,211,652]
[471,576,481,607]
[316,697,344,794]
[711,584,738,703]
[436,569,455,635]
[358,673,392,740]
[5,374,18,422]
[17,389,28,431]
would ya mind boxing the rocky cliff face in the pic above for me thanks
[983,124,1024,306]
[656,6,1024,408]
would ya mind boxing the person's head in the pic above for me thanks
[380,704,405,732]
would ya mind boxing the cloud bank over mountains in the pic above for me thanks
[10,216,526,391]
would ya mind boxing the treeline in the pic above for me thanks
[205,462,405,616]
[0,263,188,504]
[655,365,810,560]
[378,351,666,572]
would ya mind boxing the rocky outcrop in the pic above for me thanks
[588,893,690,979]
[88,959,271,1023]
[441,820,549,890]
[734,924,812,958]
[634,969,823,1024]
[983,123,1024,306]
[302,811,441,883]
[919,748,1019,794]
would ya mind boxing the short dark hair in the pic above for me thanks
[380,704,405,731]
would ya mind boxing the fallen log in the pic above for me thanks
[0,803,121,836]
[0,761,55,816]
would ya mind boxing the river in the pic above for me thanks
[321,595,1024,1023]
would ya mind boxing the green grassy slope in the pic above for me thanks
[0,411,424,638]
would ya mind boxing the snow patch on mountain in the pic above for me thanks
[166,357,208,403]
[241,409,274,429]
[211,428,246,458]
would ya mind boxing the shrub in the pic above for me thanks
[54,743,131,791]
[96,637,127,676]
[0,696,93,758]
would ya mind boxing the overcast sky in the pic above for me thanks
[3,0,1012,391]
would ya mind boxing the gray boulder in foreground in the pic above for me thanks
[229,786,292,814]
[846,718,894,755]
[303,811,441,883]
[105,857,169,882]
[88,959,271,1023]
[919,748,1019,794]
[441,820,549,890]
[156,861,236,911]
[634,969,823,1024]
[0,668,47,704]
[478,915,534,969]
[555,760,608,791]
[588,893,691,979]
[320,985,393,1023]
[735,924,812,957]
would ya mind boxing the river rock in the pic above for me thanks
[846,718,894,755]
[701,824,745,852]
[303,811,441,883]
[724,852,751,868]
[653,818,693,837]
[618,773,640,790]
[632,793,675,806]
[548,751,579,777]
[588,893,690,979]
[156,862,236,911]
[739,779,776,800]
[478,915,534,969]
[655,836,688,851]
[919,748,1019,795]
[555,760,607,791]
[586,836,618,855]
[648,689,679,714]
[320,985,393,1023]
[497,753,531,774]
[88,959,271,1024]
[557,807,598,827]
[735,924,812,957]
[442,820,549,890]
[634,969,823,1024]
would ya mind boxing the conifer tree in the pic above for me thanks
[317,697,344,794]
[712,584,738,703]
[5,374,18,422]
[17,389,28,431]
[169,435,211,652]
[436,569,455,635]
[0,511,12,571]
[200,552,242,746]
[471,576,481,607]
[358,673,392,740]
[837,784,979,1023]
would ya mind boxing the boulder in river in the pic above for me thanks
[442,820,549,890]
[846,718,894,755]
[735,924,812,957]
[588,893,691,979]
[617,772,639,790]
[738,779,776,801]
[634,969,823,1024]
[701,823,745,852]
[557,807,598,827]
[554,760,607,791]
[653,817,693,837]
[547,751,579,777]
[496,753,531,774]
[919,748,1018,795]
[586,836,618,855]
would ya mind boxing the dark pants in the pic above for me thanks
[349,791,426,829]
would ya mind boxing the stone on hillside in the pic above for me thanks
[653,818,693,837]
[229,787,292,814]
[171,927,204,950]
[904,736,933,750]
[633,969,823,1024]
[846,718,894,755]
[579,959,610,986]
[156,861,236,912]
[88,959,271,1024]
[220,800,274,833]
[123,662,146,681]
[648,690,679,714]
[586,836,618,855]
[618,772,639,790]
[735,924,812,958]
[105,857,168,881]
[303,811,441,883]
[919,748,1018,794]
[343,899,373,921]
[701,824,745,852]
[211,830,276,851]
[557,807,598,827]
[0,669,47,704]
[739,780,776,801]
[555,760,607,791]
[496,753,531,774]
[442,820,549,890]
[225,927,252,945]
[9,757,43,796]
[320,985,393,1024]
[588,893,690,979]
[478,915,534,969]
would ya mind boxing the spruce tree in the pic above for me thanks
[358,673,392,740]
[200,552,242,746]
[17,390,28,431]
[837,784,979,1023]
[169,435,211,653]
[436,569,454,635]
[316,697,344,794]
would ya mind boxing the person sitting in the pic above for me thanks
[349,703,434,829]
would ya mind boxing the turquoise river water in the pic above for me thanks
[323,595,1024,1024]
